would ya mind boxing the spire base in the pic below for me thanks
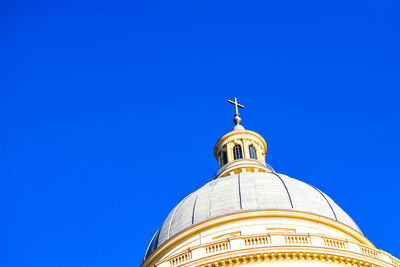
[233,113,244,130]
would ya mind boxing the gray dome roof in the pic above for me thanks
[145,172,360,259]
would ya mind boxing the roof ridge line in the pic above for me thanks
[207,178,219,218]
[167,194,191,238]
[238,173,242,210]
[302,181,338,221]
[191,194,199,225]
[271,173,294,208]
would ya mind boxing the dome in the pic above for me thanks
[145,172,360,258]
[141,99,400,267]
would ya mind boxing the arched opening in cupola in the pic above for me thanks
[233,145,243,160]
[249,145,257,159]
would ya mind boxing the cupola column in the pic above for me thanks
[226,142,234,162]
[243,139,250,159]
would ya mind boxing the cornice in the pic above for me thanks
[182,246,396,267]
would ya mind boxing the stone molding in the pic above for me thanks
[217,159,271,178]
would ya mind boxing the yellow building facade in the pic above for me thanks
[141,99,399,267]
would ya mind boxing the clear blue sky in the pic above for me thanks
[2,1,400,266]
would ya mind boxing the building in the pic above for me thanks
[140,98,399,267]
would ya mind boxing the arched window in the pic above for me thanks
[222,151,228,164]
[221,146,228,165]
[233,145,243,160]
[249,145,257,159]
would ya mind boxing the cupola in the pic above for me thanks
[213,98,274,178]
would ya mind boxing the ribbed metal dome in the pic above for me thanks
[145,172,360,258]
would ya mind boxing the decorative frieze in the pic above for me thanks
[196,251,383,267]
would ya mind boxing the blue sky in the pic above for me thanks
[2,1,400,266]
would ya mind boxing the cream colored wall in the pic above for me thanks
[159,216,361,261]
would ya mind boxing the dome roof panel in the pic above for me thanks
[210,175,242,217]
[192,182,213,225]
[252,172,292,210]
[169,193,197,239]
[157,205,176,245]
[280,174,335,220]
[238,173,259,210]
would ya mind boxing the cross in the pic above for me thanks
[227,97,245,114]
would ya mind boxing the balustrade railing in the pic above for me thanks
[205,240,230,254]
[390,256,400,267]
[284,234,310,244]
[244,234,270,246]
[169,251,191,266]
[360,245,380,259]
[323,237,347,249]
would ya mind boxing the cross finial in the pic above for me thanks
[227,97,245,114]
[227,97,245,130]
